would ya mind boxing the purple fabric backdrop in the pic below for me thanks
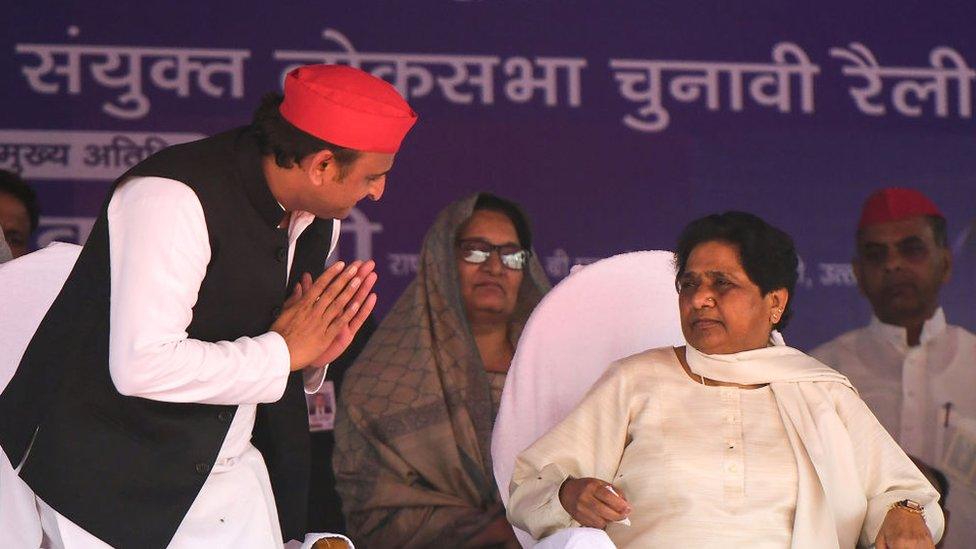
[3,1,974,349]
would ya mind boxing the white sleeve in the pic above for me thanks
[107,176,290,405]
[832,386,945,545]
[507,362,634,540]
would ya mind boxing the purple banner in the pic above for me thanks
[3,1,975,349]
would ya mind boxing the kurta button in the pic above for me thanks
[195,462,210,475]
[275,247,287,263]
[218,410,233,423]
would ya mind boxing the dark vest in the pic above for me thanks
[0,128,332,548]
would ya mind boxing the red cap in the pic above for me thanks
[279,64,418,153]
[858,188,944,229]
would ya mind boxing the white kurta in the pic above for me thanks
[812,309,976,549]
[35,176,332,548]
[508,347,941,548]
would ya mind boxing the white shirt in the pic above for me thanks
[40,176,334,548]
[812,308,976,549]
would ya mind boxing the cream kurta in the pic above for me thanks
[508,347,941,547]
[812,309,976,549]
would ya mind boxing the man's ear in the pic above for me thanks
[305,149,336,187]
[940,247,952,285]
[767,287,789,314]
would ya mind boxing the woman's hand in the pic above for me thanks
[558,477,631,529]
[875,506,934,549]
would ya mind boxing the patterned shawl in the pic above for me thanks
[334,193,550,548]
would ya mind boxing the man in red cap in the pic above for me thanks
[0,64,417,548]
[812,187,975,548]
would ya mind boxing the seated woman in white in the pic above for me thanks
[507,211,943,548]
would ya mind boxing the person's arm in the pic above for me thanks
[831,385,944,546]
[107,177,291,405]
[506,360,635,539]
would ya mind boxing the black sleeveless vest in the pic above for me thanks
[0,128,331,548]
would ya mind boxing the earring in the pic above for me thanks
[771,307,784,323]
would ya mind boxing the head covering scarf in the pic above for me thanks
[334,193,550,548]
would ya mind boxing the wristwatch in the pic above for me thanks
[890,499,925,518]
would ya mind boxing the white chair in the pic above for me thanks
[0,242,82,393]
[491,251,686,548]
[0,242,82,548]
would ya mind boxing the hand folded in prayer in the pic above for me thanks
[558,477,632,530]
[271,260,377,371]
[875,506,935,549]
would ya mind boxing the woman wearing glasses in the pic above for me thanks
[334,193,550,548]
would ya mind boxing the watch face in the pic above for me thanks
[897,499,924,512]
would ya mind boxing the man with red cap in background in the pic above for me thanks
[812,187,975,548]
[0,64,417,548]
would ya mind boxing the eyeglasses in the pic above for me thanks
[457,238,530,271]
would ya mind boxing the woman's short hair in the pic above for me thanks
[675,211,798,331]
[249,93,361,175]
[471,193,533,250]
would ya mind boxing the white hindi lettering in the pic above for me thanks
[610,42,820,132]
[387,253,421,277]
[16,44,83,94]
[503,57,586,107]
[339,207,383,262]
[18,36,974,128]
[15,43,250,120]
[818,263,857,287]
[274,28,585,108]
[274,29,500,105]
[830,42,974,118]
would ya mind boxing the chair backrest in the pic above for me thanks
[0,242,82,391]
[0,242,81,547]
[491,250,686,546]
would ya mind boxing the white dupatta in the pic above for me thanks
[686,342,943,548]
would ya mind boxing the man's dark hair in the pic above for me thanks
[0,169,40,233]
[250,93,361,176]
[675,211,799,331]
[472,193,534,250]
